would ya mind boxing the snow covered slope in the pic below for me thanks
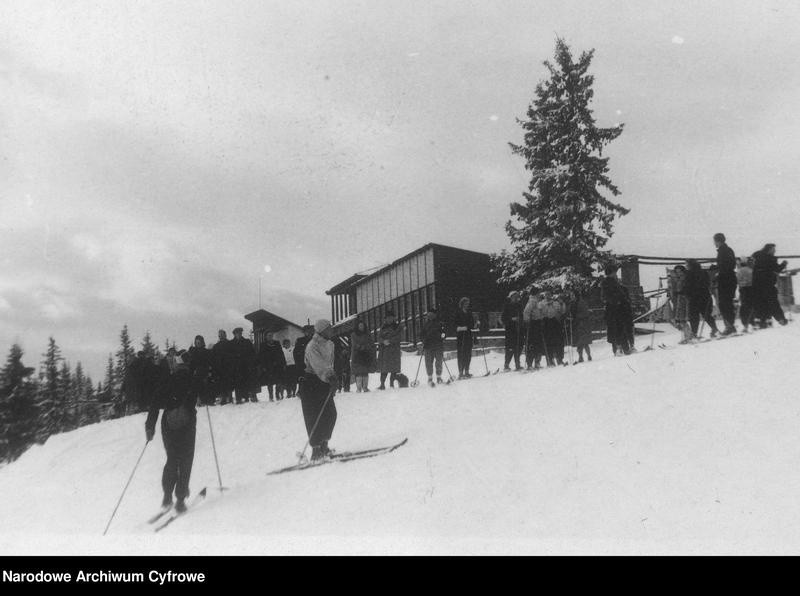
[2,323,800,555]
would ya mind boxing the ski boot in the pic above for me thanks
[436,376,445,385]
[174,499,187,514]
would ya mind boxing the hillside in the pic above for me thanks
[1,322,799,555]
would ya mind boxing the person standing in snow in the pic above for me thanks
[752,243,788,327]
[523,290,547,369]
[334,337,351,393]
[230,327,256,403]
[684,259,720,339]
[378,310,402,390]
[350,319,375,392]
[714,233,738,335]
[299,319,338,461]
[600,264,632,355]
[540,291,566,366]
[256,332,286,401]
[454,297,475,379]
[210,330,234,405]
[281,338,298,398]
[421,309,446,387]
[146,349,197,513]
[736,257,755,332]
[501,291,524,371]
[569,290,593,364]
[187,335,213,406]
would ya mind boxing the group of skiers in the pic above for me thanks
[667,235,790,343]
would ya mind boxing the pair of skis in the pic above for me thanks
[148,487,209,532]
[267,438,408,475]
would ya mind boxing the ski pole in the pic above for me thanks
[442,356,456,382]
[478,334,490,376]
[103,441,148,535]
[411,350,424,387]
[297,382,337,464]
[205,405,227,492]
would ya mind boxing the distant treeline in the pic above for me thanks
[0,325,173,463]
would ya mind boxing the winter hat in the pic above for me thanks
[314,319,332,333]
[232,327,244,335]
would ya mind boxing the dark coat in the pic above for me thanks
[684,268,713,300]
[753,250,787,290]
[229,337,256,382]
[501,299,524,336]
[350,330,376,375]
[293,336,312,370]
[377,322,402,374]
[569,297,593,347]
[257,340,286,385]
[422,318,445,351]
[187,346,213,404]
[211,339,235,383]
[716,243,737,285]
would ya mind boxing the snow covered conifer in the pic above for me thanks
[493,38,628,295]
[37,337,65,442]
[0,344,37,462]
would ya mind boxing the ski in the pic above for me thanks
[153,487,208,533]
[267,438,408,475]
[147,506,173,525]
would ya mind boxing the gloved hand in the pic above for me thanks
[145,425,155,442]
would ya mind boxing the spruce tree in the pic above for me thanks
[37,337,64,442]
[141,330,158,361]
[493,38,628,295]
[114,325,136,416]
[0,344,38,462]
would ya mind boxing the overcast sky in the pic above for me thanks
[2,0,800,379]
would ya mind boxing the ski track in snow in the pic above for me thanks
[1,323,800,555]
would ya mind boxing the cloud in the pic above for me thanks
[671,35,685,45]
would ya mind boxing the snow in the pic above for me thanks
[2,322,800,555]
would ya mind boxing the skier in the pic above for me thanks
[752,243,788,327]
[230,327,256,404]
[684,259,719,339]
[600,264,631,355]
[523,290,546,369]
[501,291,523,371]
[454,297,474,379]
[298,319,338,461]
[210,330,234,405]
[421,309,446,387]
[714,233,738,335]
[146,349,197,513]
[736,257,754,332]
[350,319,375,392]
[187,335,214,406]
[377,310,402,390]
[334,337,351,393]
[569,290,593,364]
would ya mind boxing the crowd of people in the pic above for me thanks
[667,236,790,343]
[135,233,793,511]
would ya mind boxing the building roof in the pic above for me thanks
[244,309,304,332]
[326,242,490,294]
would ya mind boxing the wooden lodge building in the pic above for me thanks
[326,243,506,343]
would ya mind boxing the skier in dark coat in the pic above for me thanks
[454,297,474,379]
[350,320,375,392]
[752,243,788,327]
[684,259,720,339]
[187,335,214,406]
[523,291,546,369]
[501,291,524,371]
[257,333,286,401]
[298,319,338,461]
[600,265,632,355]
[714,233,738,335]
[333,337,351,394]
[145,348,197,513]
[230,327,256,404]
[210,330,235,405]
[421,309,446,387]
